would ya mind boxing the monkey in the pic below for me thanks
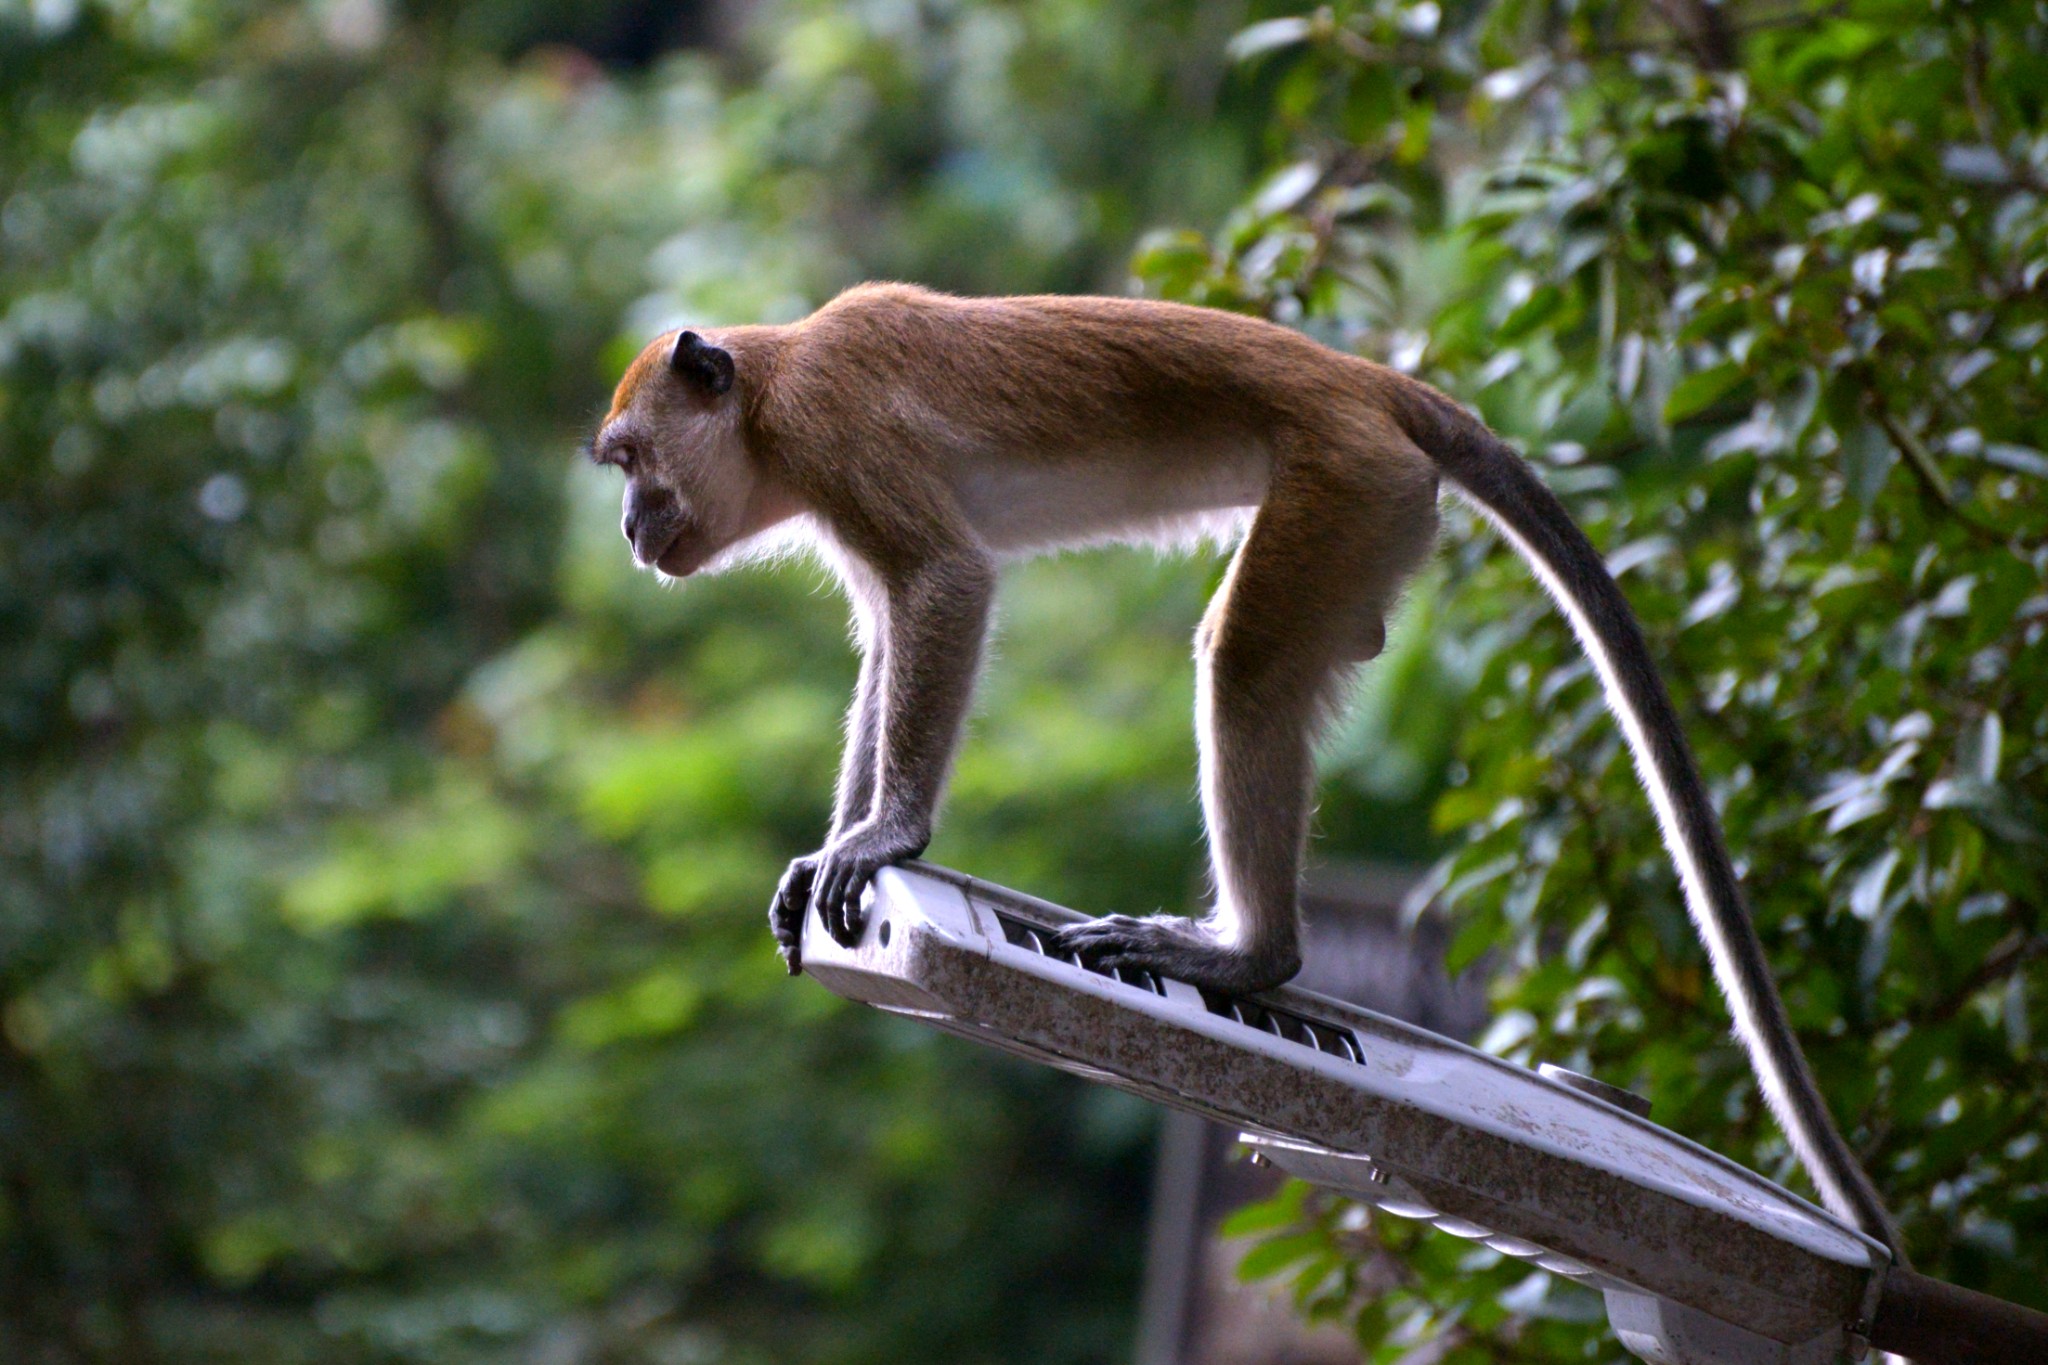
[589,283,1905,1258]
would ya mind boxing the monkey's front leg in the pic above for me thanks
[806,554,996,949]
[769,640,885,973]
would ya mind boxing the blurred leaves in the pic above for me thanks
[0,0,1273,1361]
[9,1,2047,1363]
[1141,0,2048,1357]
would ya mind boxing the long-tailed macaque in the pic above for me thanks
[590,283,1903,1256]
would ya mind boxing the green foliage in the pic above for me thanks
[1138,0,2048,1356]
[0,1,1271,1360]
[8,0,2044,1361]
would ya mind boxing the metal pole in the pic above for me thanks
[1869,1267,2048,1364]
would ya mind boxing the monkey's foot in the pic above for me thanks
[1049,915,1301,996]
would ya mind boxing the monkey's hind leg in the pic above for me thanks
[1054,445,1436,996]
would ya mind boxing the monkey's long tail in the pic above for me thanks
[1391,381,1907,1262]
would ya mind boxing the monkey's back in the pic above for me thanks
[780,284,1402,458]
[755,284,1428,557]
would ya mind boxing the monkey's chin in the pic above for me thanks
[655,541,713,579]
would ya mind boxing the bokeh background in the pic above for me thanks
[2,1,2043,1361]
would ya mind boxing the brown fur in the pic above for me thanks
[597,285,1443,993]
[591,283,1903,1254]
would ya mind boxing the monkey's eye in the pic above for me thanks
[590,441,638,472]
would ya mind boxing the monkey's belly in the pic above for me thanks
[951,443,1270,555]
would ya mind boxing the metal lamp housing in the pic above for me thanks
[800,864,1889,1365]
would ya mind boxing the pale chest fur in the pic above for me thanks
[945,438,1272,557]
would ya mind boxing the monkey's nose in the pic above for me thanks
[623,510,655,564]
[624,510,683,568]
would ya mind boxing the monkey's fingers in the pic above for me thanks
[1051,916,1213,980]
[770,858,820,976]
[1053,915,1304,995]
[821,862,871,947]
[1050,914,1157,959]
[810,859,849,945]
[806,871,831,940]
[769,913,804,975]
[770,901,803,974]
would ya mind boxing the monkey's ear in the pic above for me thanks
[669,330,735,396]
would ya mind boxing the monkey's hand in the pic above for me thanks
[768,855,821,975]
[809,821,930,949]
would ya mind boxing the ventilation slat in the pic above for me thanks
[1200,990,1365,1068]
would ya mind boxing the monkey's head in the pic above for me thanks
[591,329,792,579]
